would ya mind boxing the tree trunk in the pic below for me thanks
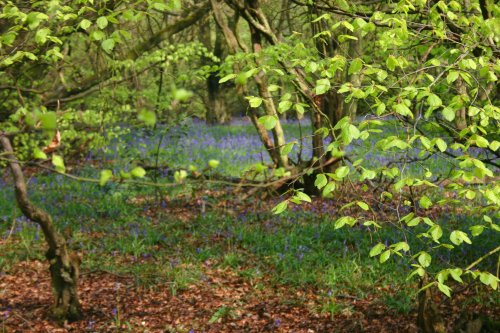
[200,17,230,125]
[417,278,446,333]
[211,0,285,166]
[0,135,82,323]
[246,0,288,168]
[454,68,468,131]
[343,30,364,119]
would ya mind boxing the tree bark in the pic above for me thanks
[417,278,446,333]
[202,22,230,124]
[211,0,283,166]
[0,135,82,323]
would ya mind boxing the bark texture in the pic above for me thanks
[417,278,446,333]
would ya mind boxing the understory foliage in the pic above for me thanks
[0,0,499,329]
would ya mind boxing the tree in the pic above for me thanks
[211,1,499,331]
[1,0,498,330]
[0,0,208,322]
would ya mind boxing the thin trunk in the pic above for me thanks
[243,0,289,168]
[417,277,446,333]
[343,31,363,119]
[211,0,282,166]
[455,74,468,130]
[0,135,82,323]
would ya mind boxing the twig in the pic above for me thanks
[465,246,500,271]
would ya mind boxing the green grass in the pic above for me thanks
[1,120,498,314]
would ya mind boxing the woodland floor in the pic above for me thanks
[1,171,499,332]
[1,258,499,332]
[2,258,418,333]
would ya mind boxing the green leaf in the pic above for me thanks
[281,142,295,156]
[450,230,471,245]
[490,141,500,151]
[35,28,50,44]
[442,107,455,121]
[334,216,355,229]
[468,106,481,117]
[278,100,293,113]
[430,225,443,242]
[315,174,328,189]
[120,171,131,179]
[349,58,363,75]
[376,103,386,115]
[138,110,156,127]
[295,103,306,115]
[208,159,220,168]
[130,167,146,178]
[219,73,237,83]
[296,191,311,203]
[335,166,350,178]
[40,112,57,130]
[435,138,447,152]
[91,30,105,41]
[80,19,92,30]
[380,250,391,263]
[356,201,369,211]
[420,136,432,150]
[447,71,459,84]
[392,242,410,252]
[338,34,358,42]
[258,115,278,130]
[469,225,484,236]
[322,181,336,196]
[272,201,288,214]
[370,243,385,257]
[33,148,47,160]
[419,196,432,209]
[386,55,398,71]
[407,217,421,227]
[347,124,360,140]
[52,154,65,173]
[427,94,442,107]
[460,72,472,86]
[315,78,330,95]
[152,2,169,11]
[465,190,476,200]
[169,0,182,10]
[101,38,115,53]
[247,96,263,108]
[479,272,496,289]
[393,103,412,117]
[99,169,113,186]
[437,282,452,297]
[360,168,376,180]
[174,170,187,183]
[418,252,432,268]
[268,84,280,92]
[173,88,193,101]
[449,269,463,283]
[96,16,108,29]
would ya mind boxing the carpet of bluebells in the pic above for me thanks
[1,118,498,308]
[88,117,479,179]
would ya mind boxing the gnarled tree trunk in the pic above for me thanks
[0,135,82,323]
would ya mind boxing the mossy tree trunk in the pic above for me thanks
[0,135,82,323]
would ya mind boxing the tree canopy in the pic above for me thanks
[0,0,498,331]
